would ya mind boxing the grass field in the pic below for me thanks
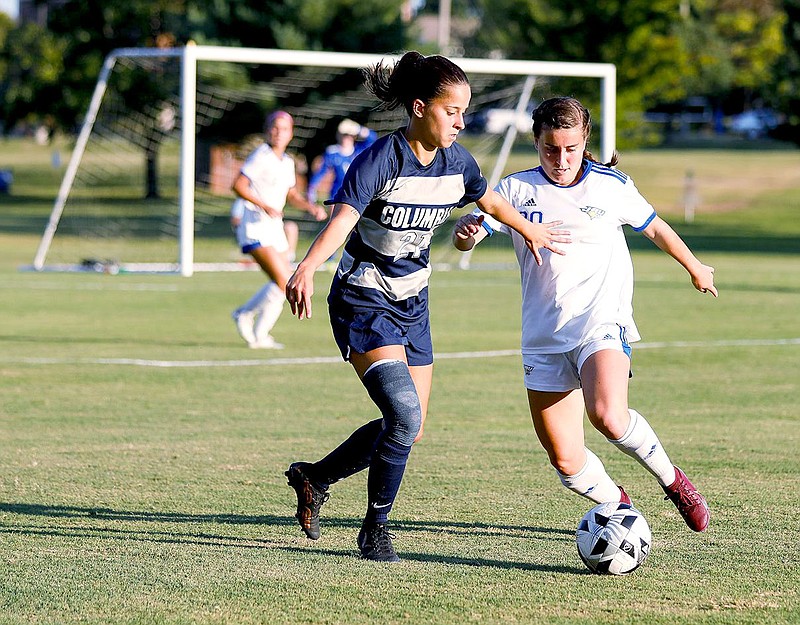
[1,139,799,624]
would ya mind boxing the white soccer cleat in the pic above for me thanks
[232,309,256,345]
[249,335,285,350]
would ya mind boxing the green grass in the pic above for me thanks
[1,139,799,624]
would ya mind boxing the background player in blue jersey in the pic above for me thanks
[306,118,378,204]
[453,96,716,533]
[284,52,570,562]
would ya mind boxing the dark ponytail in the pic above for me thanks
[364,51,469,116]
[531,96,618,167]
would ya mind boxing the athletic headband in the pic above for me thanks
[266,110,294,129]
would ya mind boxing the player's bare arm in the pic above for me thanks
[642,216,718,297]
[232,174,282,218]
[286,203,360,319]
[476,188,570,265]
[287,187,327,221]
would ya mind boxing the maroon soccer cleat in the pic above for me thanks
[618,486,632,506]
[662,466,710,532]
[285,462,329,540]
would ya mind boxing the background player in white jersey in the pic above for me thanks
[231,199,299,262]
[453,96,716,532]
[231,111,327,349]
[284,52,569,562]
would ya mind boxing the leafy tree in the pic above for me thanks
[186,0,407,53]
[0,17,66,133]
[679,0,786,110]
[470,0,690,147]
[41,0,187,131]
[470,0,790,146]
[775,0,800,143]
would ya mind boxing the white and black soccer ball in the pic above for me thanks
[576,501,652,575]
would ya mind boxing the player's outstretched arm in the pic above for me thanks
[286,203,360,320]
[641,216,718,297]
[476,188,570,265]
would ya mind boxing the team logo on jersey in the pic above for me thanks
[579,205,606,220]
[380,204,453,230]
[524,365,534,375]
[521,197,538,207]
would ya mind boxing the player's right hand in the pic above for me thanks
[286,265,315,319]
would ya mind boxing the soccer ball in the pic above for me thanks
[576,501,652,575]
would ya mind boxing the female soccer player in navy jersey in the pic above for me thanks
[453,96,715,533]
[284,52,570,562]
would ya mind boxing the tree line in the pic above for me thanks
[0,0,798,146]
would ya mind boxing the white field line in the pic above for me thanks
[0,281,180,292]
[2,338,799,368]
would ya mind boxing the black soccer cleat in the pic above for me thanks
[357,522,401,563]
[285,462,329,540]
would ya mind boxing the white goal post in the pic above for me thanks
[32,45,615,276]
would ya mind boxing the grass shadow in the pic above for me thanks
[0,502,571,538]
[0,502,582,574]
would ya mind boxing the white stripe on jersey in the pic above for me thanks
[338,250,432,301]
[378,174,467,205]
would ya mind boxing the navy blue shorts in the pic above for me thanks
[329,307,433,367]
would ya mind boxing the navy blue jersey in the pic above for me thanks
[329,129,488,322]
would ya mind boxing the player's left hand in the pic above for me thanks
[453,213,484,240]
[523,220,571,265]
[692,263,718,297]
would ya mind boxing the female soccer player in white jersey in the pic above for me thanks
[231,111,327,349]
[284,52,570,562]
[453,96,715,533]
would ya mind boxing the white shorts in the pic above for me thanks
[522,324,632,392]
[235,208,289,254]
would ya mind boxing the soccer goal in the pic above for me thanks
[29,45,616,276]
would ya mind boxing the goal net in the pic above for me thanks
[29,46,615,276]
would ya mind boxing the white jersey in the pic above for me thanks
[240,143,297,217]
[234,144,296,253]
[481,160,656,354]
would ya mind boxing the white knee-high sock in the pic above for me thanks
[558,447,624,504]
[608,409,676,486]
[253,282,285,340]
[238,282,272,314]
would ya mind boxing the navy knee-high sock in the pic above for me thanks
[308,418,384,488]
[359,360,422,527]
[365,435,412,526]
